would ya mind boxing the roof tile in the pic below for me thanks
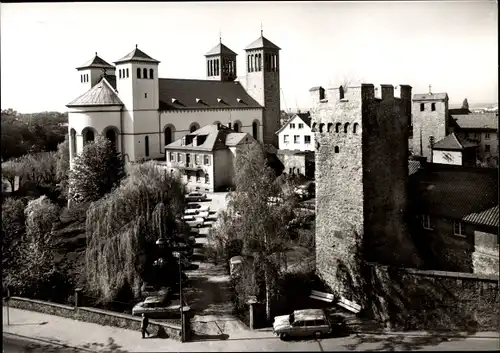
[66,78,123,107]
[205,43,237,56]
[245,35,281,51]
[432,133,478,150]
[114,47,160,64]
[452,113,498,130]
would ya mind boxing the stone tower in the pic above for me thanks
[411,91,450,160]
[76,53,115,95]
[205,39,237,81]
[244,31,281,147]
[311,83,419,298]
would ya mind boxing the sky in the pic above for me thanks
[1,1,498,113]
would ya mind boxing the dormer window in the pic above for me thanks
[237,98,243,103]
[172,98,179,104]
[181,137,186,146]
[193,136,198,147]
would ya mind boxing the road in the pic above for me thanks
[3,334,87,353]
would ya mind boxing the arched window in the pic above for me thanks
[137,68,141,79]
[217,59,220,76]
[83,129,95,145]
[143,68,148,79]
[327,123,333,132]
[105,129,117,149]
[233,122,240,132]
[250,55,254,72]
[252,121,258,139]
[353,123,359,134]
[145,136,149,157]
[334,146,340,153]
[149,69,154,79]
[344,122,350,133]
[254,55,258,72]
[335,123,342,133]
[165,127,173,145]
[70,129,77,158]
[319,123,325,133]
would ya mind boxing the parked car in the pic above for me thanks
[173,253,199,270]
[197,211,210,219]
[185,203,210,212]
[132,296,175,318]
[185,217,204,228]
[294,181,316,200]
[172,242,194,257]
[273,309,342,340]
[184,208,200,216]
[185,192,208,202]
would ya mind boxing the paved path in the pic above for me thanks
[4,307,499,352]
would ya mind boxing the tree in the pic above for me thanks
[212,141,297,321]
[69,136,125,203]
[55,137,70,203]
[1,198,27,269]
[85,162,186,303]
[462,98,469,110]
[4,196,60,299]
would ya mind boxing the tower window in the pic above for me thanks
[233,122,240,132]
[207,61,210,76]
[165,127,173,145]
[126,68,129,78]
[145,93,148,98]
[145,136,149,157]
[339,86,345,99]
[252,121,258,139]
[137,68,141,79]
[334,146,340,153]
[431,103,436,111]
[353,123,359,134]
[119,70,122,79]
[420,103,425,111]
[87,74,89,82]
[485,144,490,152]
[149,69,154,79]
[143,68,147,79]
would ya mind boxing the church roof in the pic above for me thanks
[413,93,448,101]
[76,53,114,70]
[432,133,478,151]
[158,78,262,110]
[114,46,160,65]
[452,113,498,131]
[205,42,237,56]
[245,35,281,51]
[66,78,123,107]
[165,124,254,151]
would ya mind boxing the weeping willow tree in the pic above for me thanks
[85,161,186,303]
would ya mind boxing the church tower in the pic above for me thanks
[205,38,237,81]
[114,45,161,161]
[76,53,115,94]
[244,30,281,147]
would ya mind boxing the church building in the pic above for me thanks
[66,31,281,165]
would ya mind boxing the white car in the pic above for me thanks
[185,203,210,212]
[185,217,204,228]
[197,211,210,219]
[132,296,179,319]
[184,208,200,216]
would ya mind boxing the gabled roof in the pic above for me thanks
[408,160,422,176]
[114,46,160,65]
[452,113,498,130]
[245,35,281,51]
[165,124,254,151]
[409,164,498,223]
[413,93,448,101]
[448,108,471,115]
[432,133,478,151]
[158,78,262,110]
[66,78,123,107]
[98,74,116,89]
[205,42,237,56]
[76,53,114,70]
[275,113,312,135]
[463,205,499,228]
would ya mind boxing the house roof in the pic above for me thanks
[413,93,448,101]
[165,124,254,151]
[275,113,312,135]
[158,78,262,110]
[114,46,160,64]
[448,108,471,115]
[205,42,237,56]
[408,160,422,176]
[66,78,123,107]
[76,53,114,70]
[452,113,498,130]
[409,165,498,225]
[463,205,499,228]
[98,74,116,89]
[245,35,281,51]
[432,133,478,151]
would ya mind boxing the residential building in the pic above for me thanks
[163,124,255,192]
[451,112,499,167]
[66,32,281,167]
[409,163,498,275]
[276,112,314,152]
[431,132,478,167]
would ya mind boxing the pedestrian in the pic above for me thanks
[141,313,150,338]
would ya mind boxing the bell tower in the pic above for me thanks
[244,28,281,147]
[205,35,237,81]
[76,53,115,94]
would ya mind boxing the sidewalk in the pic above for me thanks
[3,306,499,352]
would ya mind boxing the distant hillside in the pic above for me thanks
[449,102,498,109]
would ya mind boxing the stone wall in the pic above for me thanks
[366,264,499,331]
[473,229,499,276]
[5,296,183,341]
